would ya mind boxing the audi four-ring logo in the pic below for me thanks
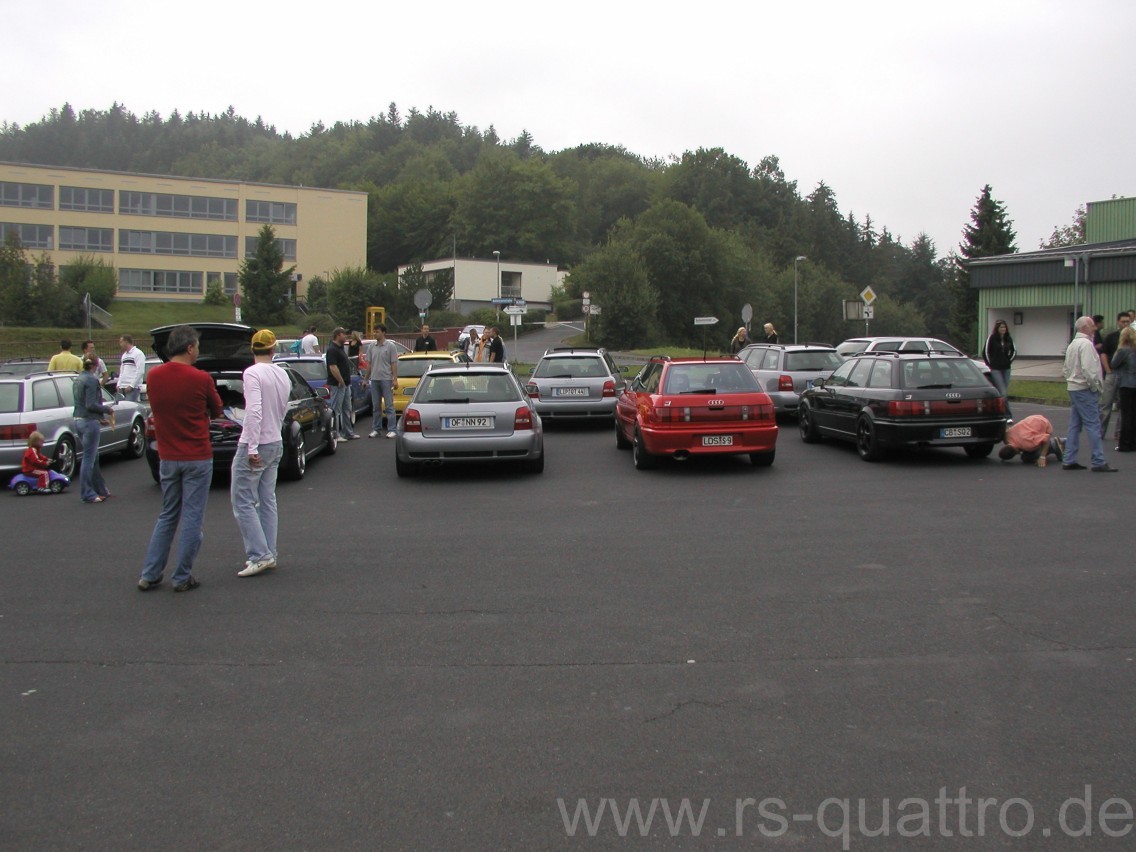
[945,392,962,399]
[708,399,725,406]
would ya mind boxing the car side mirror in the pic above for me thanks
[813,377,826,389]
[316,386,331,400]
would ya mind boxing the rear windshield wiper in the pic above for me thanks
[915,383,953,389]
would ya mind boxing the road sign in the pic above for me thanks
[582,291,591,299]
[413,288,432,310]
[503,305,525,315]
[490,297,515,306]
[588,305,601,315]
[860,286,877,305]
[694,316,719,326]
[581,304,590,314]
[509,314,522,326]
[863,306,875,319]
[741,303,753,324]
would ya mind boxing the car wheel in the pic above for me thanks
[524,451,545,474]
[49,479,65,494]
[965,442,995,459]
[633,429,657,470]
[54,435,76,479]
[856,415,885,462]
[282,432,307,480]
[798,404,821,443]
[615,418,632,449]
[122,419,146,459]
[323,419,339,456]
[14,481,31,496]
[749,450,775,467]
[395,455,420,478]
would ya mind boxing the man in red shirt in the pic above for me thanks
[137,326,223,593]
[998,414,1065,467]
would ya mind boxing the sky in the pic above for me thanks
[6,0,1133,258]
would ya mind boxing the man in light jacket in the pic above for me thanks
[1062,315,1117,472]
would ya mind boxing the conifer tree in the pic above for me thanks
[950,185,1016,350]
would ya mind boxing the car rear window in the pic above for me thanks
[419,373,520,403]
[663,363,760,394]
[901,359,989,389]
[287,360,328,382]
[785,351,842,371]
[399,357,453,378]
[0,382,21,413]
[533,356,606,379]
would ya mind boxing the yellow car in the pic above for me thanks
[393,351,468,415]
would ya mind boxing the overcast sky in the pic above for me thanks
[7,0,1133,258]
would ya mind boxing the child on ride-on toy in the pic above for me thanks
[22,431,52,491]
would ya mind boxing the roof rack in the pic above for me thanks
[544,346,602,354]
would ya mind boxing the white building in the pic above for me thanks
[401,257,565,312]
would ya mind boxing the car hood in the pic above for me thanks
[150,322,258,371]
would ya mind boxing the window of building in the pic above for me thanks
[59,226,114,252]
[0,182,53,209]
[119,268,203,295]
[59,187,115,213]
[0,222,53,249]
[119,191,237,221]
[501,270,522,298]
[207,271,240,295]
[119,230,237,258]
[246,200,297,225]
[244,236,296,260]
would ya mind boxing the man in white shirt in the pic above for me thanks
[232,328,294,577]
[365,324,400,438]
[1062,315,1117,473]
[117,334,146,402]
[300,326,321,355]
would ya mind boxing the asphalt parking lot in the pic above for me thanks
[3,402,1134,849]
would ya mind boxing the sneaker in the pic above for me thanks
[173,576,200,593]
[385,431,396,439]
[1062,463,1087,470]
[368,431,379,438]
[346,433,362,440]
[1091,464,1119,473]
[137,574,163,591]
[237,557,276,577]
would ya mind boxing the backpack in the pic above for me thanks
[290,339,302,354]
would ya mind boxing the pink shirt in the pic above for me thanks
[1004,414,1052,452]
[239,362,291,454]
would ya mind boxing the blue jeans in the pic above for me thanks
[989,369,1012,417]
[369,380,394,430]
[230,442,283,564]
[140,459,213,587]
[329,383,356,437]
[122,386,141,403]
[75,417,107,501]
[1064,388,1106,468]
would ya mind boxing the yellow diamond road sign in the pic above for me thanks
[860,286,877,305]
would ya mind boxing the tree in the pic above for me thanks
[951,185,1016,350]
[239,224,295,325]
[59,255,117,309]
[0,232,34,325]
[569,243,659,349]
[1041,205,1086,249]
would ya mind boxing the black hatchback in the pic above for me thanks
[797,352,1007,461]
[144,323,338,482]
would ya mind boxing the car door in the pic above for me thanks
[828,358,875,436]
[99,384,131,450]
[809,359,854,430]
[285,366,322,448]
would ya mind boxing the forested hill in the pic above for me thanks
[0,102,967,346]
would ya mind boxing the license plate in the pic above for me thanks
[553,387,588,397]
[941,427,972,438]
[443,416,492,429]
[702,435,734,446]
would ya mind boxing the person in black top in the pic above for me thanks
[1099,312,1133,439]
[487,326,506,363]
[983,319,1016,419]
[413,324,438,352]
[762,323,778,344]
[325,327,359,439]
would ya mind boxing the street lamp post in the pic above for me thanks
[793,255,807,344]
[493,250,501,320]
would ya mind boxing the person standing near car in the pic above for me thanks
[983,319,1016,419]
[487,326,505,363]
[763,323,779,344]
[81,340,109,385]
[414,324,438,352]
[1099,312,1131,440]
[1062,315,1117,473]
[326,327,360,440]
[301,325,321,356]
[1110,326,1136,453]
[72,356,114,503]
[232,329,292,577]
[365,324,400,438]
[729,326,752,354]
[117,334,146,403]
[48,339,83,373]
[137,326,224,593]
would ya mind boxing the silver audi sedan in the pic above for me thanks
[394,363,544,476]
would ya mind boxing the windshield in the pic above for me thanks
[663,363,760,394]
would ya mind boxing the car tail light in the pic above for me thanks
[514,406,534,430]
[778,375,794,392]
[757,402,775,421]
[525,382,540,398]
[983,397,1006,415]
[602,380,616,397]
[145,415,157,439]
[403,408,422,433]
[0,423,36,441]
[889,400,927,416]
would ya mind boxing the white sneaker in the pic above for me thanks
[238,557,277,577]
[368,431,378,438]
[385,431,396,438]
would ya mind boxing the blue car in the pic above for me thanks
[273,354,370,426]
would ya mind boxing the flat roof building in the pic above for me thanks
[0,162,367,303]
